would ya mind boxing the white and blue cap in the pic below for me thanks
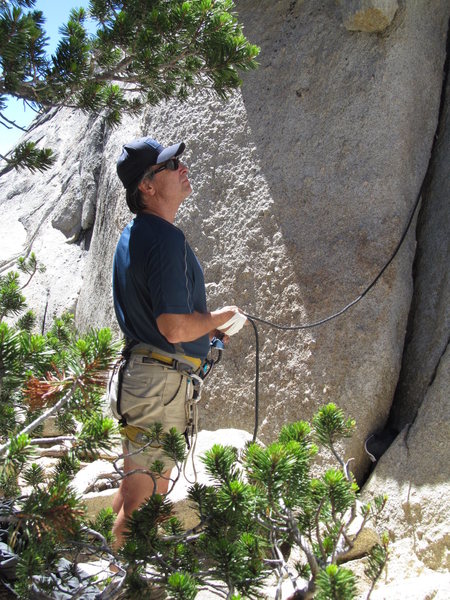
[116,137,185,190]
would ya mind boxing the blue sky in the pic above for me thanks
[1,0,92,155]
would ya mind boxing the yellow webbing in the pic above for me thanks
[132,348,202,370]
[121,424,161,447]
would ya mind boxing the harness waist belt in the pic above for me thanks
[131,344,203,371]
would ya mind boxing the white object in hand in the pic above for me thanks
[217,312,247,336]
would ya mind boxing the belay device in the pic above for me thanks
[199,335,225,382]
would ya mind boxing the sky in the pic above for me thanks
[0,0,92,155]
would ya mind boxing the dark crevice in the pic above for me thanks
[76,226,94,251]
[425,337,450,392]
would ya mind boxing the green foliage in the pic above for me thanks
[167,571,197,600]
[101,403,387,599]
[17,473,84,542]
[22,462,45,488]
[77,412,117,458]
[1,141,56,173]
[0,255,123,596]
[0,271,26,319]
[202,442,239,483]
[365,533,389,596]
[162,425,188,465]
[0,433,34,496]
[313,403,356,448]
[88,506,116,546]
[1,0,259,171]
[316,564,357,600]
[15,309,35,332]
[52,451,80,479]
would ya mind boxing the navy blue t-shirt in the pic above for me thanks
[112,213,210,359]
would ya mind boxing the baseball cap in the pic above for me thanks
[116,137,185,189]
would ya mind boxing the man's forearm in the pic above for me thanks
[156,307,239,344]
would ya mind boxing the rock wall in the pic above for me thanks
[75,0,448,479]
[1,0,449,594]
[0,1,448,481]
[0,108,106,319]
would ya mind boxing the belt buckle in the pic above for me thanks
[175,360,194,374]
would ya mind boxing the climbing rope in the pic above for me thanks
[244,176,426,442]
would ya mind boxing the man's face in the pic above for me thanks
[147,157,192,204]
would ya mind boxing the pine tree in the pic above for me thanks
[0,256,122,595]
[0,0,259,173]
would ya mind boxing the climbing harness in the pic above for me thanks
[244,174,426,443]
[109,336,224,480]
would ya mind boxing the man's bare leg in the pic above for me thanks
[112,448,171,549]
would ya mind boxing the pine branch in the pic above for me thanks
[0,380,77,455]
[28,435,77,445]
[286,508,319,578]
[0,110,28,130]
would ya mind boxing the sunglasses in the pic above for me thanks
[147,157,181,179]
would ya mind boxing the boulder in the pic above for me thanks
[75,0,448,481]
[369,573,450,600]
[362,344,450,587]
[71,459,119,496]
[83,489,118,519]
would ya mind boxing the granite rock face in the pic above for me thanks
[0,1,449,594]
[0,108,106,323]
[389,53,450,432]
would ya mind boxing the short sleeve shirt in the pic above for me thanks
[113,213,210,358]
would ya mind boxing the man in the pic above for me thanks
[111,137,246,546]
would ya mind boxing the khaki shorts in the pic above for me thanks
[112,354,193,470]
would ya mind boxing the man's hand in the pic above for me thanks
[216,310,247,336]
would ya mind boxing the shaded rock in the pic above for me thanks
[38,415,76,438]
[337,527,380,563]
[341,0,399,32]
[364,425,397,462]
[362,344,450,585]
[83,488,117,519]
[389,43,450,431]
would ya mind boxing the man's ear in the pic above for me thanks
[138,178,155,196]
